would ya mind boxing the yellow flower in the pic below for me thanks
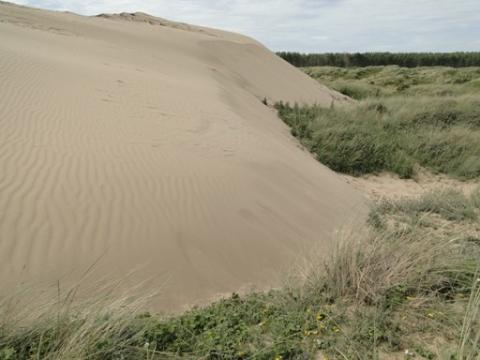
[275,356,283,360]
[427,313,435,319]
[316,313,326,321]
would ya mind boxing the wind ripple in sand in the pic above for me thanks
[0,2,365,310]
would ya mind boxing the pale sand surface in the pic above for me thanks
[343,170,480,201]
[0,2,365,310]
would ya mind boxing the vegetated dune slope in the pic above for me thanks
[0,2,365,309]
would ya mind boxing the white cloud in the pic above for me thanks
[11,0,480,52]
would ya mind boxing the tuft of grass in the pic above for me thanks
[0,283,153,360]
[459,275,480,360]
[298,188,480,358]
[370,188,478,224]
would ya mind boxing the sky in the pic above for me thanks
[10,0,480,52]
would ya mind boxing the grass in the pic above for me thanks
[1,189,479,359]
[0,282,154,360]
[275,97,480,179]
[303,66,480,100]
[459,276,480,360]
[275,66,480,179]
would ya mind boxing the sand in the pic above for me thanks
[344,170,480,201]
[0,1,365,310]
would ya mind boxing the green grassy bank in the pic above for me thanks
[275,66,480,179]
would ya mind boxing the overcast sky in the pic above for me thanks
[11,0,480,52]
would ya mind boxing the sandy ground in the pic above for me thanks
[0,2,365,310]
[343,170,480,201]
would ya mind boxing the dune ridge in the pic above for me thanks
[0,1,364,309]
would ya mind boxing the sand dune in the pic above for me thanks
[0,1,365,309]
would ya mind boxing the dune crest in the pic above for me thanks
[0,2,364,309]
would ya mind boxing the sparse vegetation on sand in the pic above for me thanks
[275,66,480,179]
[1,189,479,359]
[303,66,480,100]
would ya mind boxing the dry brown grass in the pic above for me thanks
[0,280,154,359]
[459,276,480,360]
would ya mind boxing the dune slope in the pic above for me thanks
[0,2,364,309]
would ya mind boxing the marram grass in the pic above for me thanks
[275,96,480,179]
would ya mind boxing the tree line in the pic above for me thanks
[276,52,480,68]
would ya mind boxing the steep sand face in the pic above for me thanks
[0,2,365,309]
